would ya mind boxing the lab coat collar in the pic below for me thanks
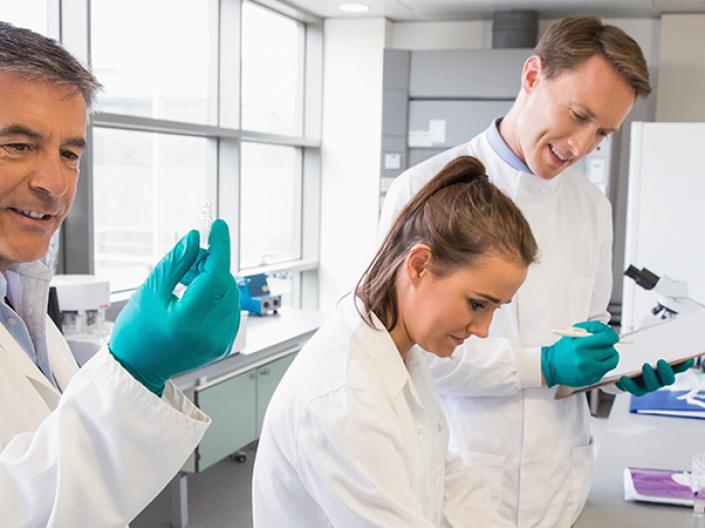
[0,315,61,405]
[338,295,426,410]
[487,118,532,174]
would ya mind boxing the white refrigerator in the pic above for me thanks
[622,121,705,331]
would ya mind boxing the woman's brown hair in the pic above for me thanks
[355,155,538,331]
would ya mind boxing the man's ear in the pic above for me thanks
[405,244,432,288]
[522,55,543,95]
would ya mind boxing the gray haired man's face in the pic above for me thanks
[0,71,87,270]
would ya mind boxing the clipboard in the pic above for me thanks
[555,310,705,399]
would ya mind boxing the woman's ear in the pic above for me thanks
[406,244,432,287]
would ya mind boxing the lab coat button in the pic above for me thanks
[7,318,16,326]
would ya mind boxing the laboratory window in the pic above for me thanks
[241,0,305,136]
[0,1,50,35]
[91,0,215,124]
[239,142,302,269]
[92,128,216,293]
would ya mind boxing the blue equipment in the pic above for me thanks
[237,273,281,316]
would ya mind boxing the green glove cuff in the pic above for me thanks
[541,346,557,388]
[109,345,166,397]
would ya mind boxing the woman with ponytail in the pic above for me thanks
[253,156,538,527]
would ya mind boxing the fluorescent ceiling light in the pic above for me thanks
[339,3,370,13]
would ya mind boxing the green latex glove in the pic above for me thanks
[541,320,620,388]
[617,359,694,396]
[109,219,241,396]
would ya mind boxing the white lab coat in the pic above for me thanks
[252,296,513,527]
[0,262,210,527]
[378,129,613,527]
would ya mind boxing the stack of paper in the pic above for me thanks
[623,467,694,506]
[630,390,705,419]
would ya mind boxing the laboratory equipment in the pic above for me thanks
[237,273,281,316]
[551,327,632,344]
[51,274,112,366]
[199,201,214,248]
[622,122,705,331]
[624,265,704,319]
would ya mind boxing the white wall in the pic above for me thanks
[391,20,491,49]
[391,17,660,58]
[318,18,390,310]
[655,14,705,122]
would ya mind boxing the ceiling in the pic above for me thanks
[283,0,705,21]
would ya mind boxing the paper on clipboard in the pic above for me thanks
[555,310,705,399]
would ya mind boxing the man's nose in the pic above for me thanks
[569,127,599,160]
[29,152,70,198]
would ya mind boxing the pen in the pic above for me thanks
[551,327,633,344]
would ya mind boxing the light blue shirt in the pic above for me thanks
[486,118,533,174]
[0,267,54,384]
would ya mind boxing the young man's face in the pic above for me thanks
[0,71,87,270]
[515,54,635,180]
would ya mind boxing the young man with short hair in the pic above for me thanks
[380,16,689,527]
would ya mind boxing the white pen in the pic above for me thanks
[551,327,633,344]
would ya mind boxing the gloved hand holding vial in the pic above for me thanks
[109,218,241,395]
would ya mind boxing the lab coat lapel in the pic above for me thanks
[341,297,416,401]
[45,318,79,391]
[0,320,61,407]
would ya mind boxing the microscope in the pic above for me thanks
[624,265,704,319]
[625,265,705,372]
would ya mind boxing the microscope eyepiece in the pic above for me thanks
[624,265,660,290]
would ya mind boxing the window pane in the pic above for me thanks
[240,143,301,269]
[0,1,48,34]
[241,1,304,135]
[91,0,213,123]
[93,128,213,292]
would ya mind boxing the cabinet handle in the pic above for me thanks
[260,368,270,376]
[249,372,258,380]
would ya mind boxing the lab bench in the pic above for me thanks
[168,308,328,528]
[574,392,705,527]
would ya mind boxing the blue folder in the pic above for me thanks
[630,390,705,420]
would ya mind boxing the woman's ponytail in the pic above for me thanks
[356,155,537,331]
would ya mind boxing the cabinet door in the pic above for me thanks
[196,371,257,472]
[256,352,297,435]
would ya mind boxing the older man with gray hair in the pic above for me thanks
[0,22,241,526]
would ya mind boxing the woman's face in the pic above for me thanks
[404,250,528,358]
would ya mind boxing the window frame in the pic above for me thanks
[240,0,307,137]
[58,0,322,309]
[238,141,304,270]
